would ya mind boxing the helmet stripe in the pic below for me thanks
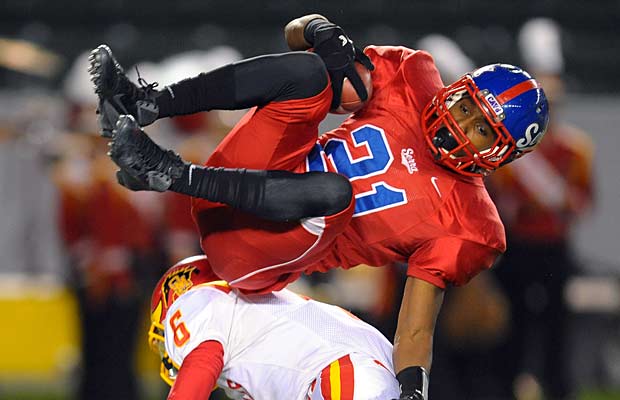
[496,79,539,104]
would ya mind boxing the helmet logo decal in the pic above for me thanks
[516,123,542,148]
[484,93,503,117]
[162,265,198,308]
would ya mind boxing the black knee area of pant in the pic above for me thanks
[261,171,352,220]
[318,172,353,215]
[279,52,329,99]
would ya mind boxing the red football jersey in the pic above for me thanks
[192,46,505,291]
[305,46,506,288]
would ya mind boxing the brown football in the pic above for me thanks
[331,62,373,114]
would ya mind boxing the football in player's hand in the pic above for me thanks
[331,62,373,114]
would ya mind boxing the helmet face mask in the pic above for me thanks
[147,319,179,386]
[423,64,549,177]
[160,353,180,386]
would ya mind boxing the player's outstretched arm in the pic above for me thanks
[167,340,224,400]
[392,277,445,400]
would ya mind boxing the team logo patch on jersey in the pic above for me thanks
[401,148,418,174]
[162,265,198,308]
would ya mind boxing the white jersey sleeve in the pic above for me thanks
[164,284,236,367]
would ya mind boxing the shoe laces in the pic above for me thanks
[132,66,159,99]
[133,127,181,175]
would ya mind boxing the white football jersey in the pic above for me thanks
[164,283,394,400]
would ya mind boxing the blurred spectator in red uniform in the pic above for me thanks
[486,18,595,400]
[56,51,166,400]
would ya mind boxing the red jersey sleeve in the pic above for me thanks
[364,45,443,114]
[405,175,506,288]
[407,237,501,289]
[167,340,224,400]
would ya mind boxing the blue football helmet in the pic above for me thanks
[422,63,549,176]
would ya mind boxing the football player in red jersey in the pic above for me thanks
[89,14,549,400]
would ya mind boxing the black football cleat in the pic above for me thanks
[97,99,121,138]
[109,115,186,192]
[88,44,160,135]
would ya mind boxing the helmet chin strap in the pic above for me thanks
[432,127,459,153]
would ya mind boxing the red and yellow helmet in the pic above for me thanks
[147,255,220,385]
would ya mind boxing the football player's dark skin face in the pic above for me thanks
[450,97,497,155]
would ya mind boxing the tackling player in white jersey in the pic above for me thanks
[148,255,400,400]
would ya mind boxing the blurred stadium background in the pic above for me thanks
[0,1,619,399]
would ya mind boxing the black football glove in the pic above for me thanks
[108,114,187,192]
[391,394,425,400]
[310,22,374,109]
[394,366,429,400]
